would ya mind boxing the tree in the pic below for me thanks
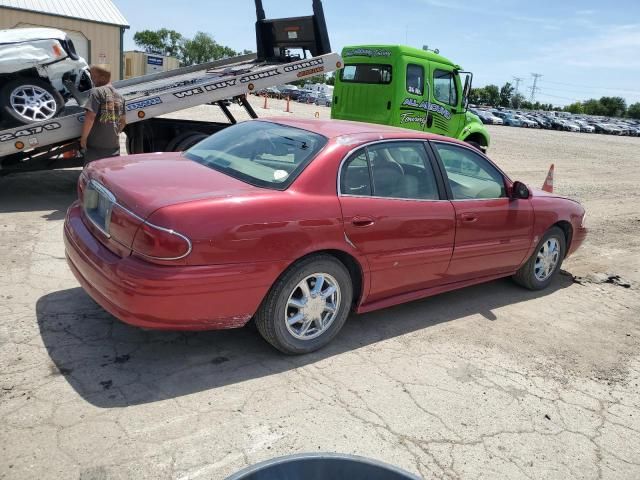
[564,102,584,114]
[499,82,514,108]
[627,103,640,119]
[599,96,626,118]
[133,28,183,56]
[511,93,525,109]
[582,99,606,116]
[180,32,237,65]
[484,84,500,107]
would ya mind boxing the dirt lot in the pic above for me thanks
[1,99,639,479]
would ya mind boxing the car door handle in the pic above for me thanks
[461,213,478,223]
[352,216,375,227]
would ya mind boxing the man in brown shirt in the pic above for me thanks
[80,65,126,163]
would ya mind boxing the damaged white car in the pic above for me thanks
[0,27,92,126]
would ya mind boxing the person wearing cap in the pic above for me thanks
[79,65,126,163]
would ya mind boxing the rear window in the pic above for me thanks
[183,121,327,190]
[340,64,392,84]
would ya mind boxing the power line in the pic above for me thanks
[539,79,640,95]
[512,76,523,96]
[529,73,543,102]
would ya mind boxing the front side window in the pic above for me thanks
[434,143,506,199]
[340,142,440,200]
[434,69,458,106]
[406,64,424,95]
[184,121,327,190]
[340,64,392,84]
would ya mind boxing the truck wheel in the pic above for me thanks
[512,227,566,290]
[0,77,64,126]
[255,255,353,354]
[465,140,485,153]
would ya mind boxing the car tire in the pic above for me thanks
[512,226,566,290]
[255,254,353,355]
[0,77,64,126]
[465,140,484,152]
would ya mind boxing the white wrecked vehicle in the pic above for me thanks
[0,27,92,126]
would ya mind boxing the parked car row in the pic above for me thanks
[470,107,640,136]
[252,84,333,107]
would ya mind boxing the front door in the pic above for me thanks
[338,141,455,303]
[427,62,465,138]
[430,141,534,280]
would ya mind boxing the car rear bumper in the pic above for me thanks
[64,202,284,330]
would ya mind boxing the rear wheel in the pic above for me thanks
[0,77,64,125]
[512,226,566,290]
[255,255,353,354]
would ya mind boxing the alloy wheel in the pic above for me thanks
[10,85,58,122]
[534,237,561,281]
[285,273,341,340]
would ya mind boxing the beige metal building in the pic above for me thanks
[123,51,181,79]
[0,0,129,79]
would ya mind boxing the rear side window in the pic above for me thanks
[434,70,458,106]
[406,64,424,95]
[340,149,372,196]
[340,142,440,200]
[340,64,392,84]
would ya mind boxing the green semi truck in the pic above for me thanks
[331,45,490,150]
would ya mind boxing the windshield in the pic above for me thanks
[183,121,328,190]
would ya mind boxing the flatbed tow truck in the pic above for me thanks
[0,0,341,175]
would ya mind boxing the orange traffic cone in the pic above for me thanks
[542,164,554,193]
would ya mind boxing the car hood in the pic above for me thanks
[85,152,264,218]
[0,27,67,44]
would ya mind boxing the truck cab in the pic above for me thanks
[331,45,490,150]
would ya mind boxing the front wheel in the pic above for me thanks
[255,255,353,354]
[512,227,566,290]
[0,77,64,125]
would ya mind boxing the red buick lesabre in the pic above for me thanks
[64,118,587,354]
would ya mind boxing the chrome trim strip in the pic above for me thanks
[85,180,193,261]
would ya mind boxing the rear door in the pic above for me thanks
[332,58,394,125]
[430,141,534,280]
[338,141,455,303]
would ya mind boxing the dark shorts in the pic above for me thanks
[83,147,120,165]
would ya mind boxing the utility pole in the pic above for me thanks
[512,76,523,96]
[529,73,543,102]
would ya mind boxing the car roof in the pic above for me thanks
[262,117,455,143]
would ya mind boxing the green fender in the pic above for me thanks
[457,112,491,149]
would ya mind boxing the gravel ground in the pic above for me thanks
[1,97,639,479]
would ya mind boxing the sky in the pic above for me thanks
[113,0,640,106]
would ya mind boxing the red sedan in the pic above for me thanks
[64,118,587,354]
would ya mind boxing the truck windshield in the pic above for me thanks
[183,121,328,190]
[340,64,392,84]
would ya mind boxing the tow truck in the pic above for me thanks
[0,0,341,175]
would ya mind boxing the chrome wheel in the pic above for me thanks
[285,273,341,340]
[10,85,58,122]
[534,237,561,281]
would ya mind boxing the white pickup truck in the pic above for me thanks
[0,27,92,127]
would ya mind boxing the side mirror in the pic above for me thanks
[511,181,530,199]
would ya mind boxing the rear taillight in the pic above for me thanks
[132,222,191,261]
[109,205,143,246]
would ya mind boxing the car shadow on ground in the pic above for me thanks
[0,169,79,221]
[36,274,574,408]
